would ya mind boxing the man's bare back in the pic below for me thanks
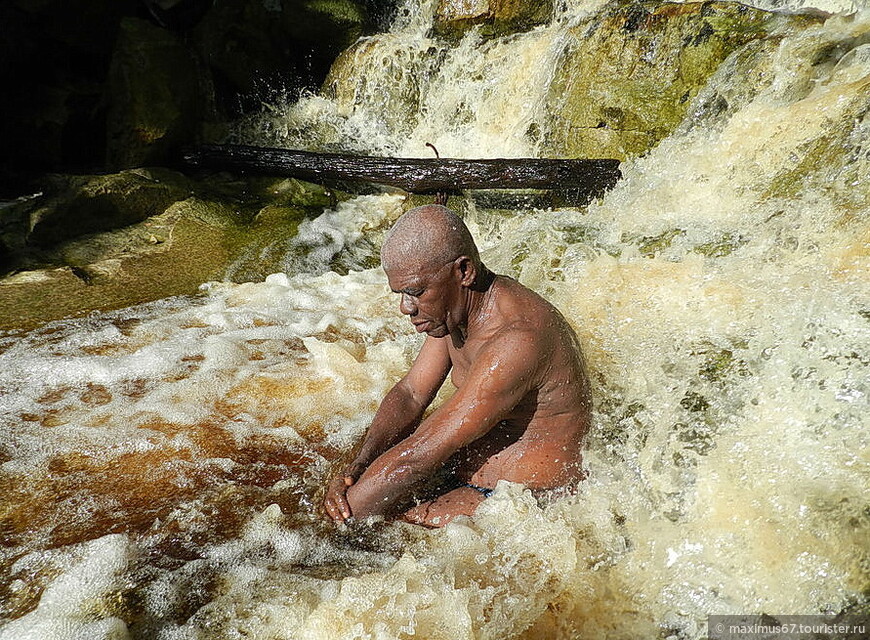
[323,205,591,527]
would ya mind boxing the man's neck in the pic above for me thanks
[451,267,497,349]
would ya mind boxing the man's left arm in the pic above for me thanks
[345,328,545,519]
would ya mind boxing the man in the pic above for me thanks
[323,204,591,527]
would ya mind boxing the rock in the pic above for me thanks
[192,0,370,111]
[544,1,813,161]
[106,17,215,170]
[0,194,300,331]
[0,0,137,182]
[0,169,345,330]
[1,0,385,185]
[433,0,553,40]
[0,203,243,331]
[24,168,193,248]
[256,177,339,208]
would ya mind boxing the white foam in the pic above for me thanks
[0,536,133,640]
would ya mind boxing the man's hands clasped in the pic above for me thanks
[323,462,363,523]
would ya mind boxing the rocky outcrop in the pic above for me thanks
[433,0,553,40]
[192,0,370,104]
[0,170,342,331]
[544,1,820,161]
[106,18,216,170]
[1,0,380,186]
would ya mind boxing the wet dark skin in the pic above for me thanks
[323,240,591,527]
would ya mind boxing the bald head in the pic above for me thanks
[381,205,481,273]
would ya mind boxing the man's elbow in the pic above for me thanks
[387,380,430,416]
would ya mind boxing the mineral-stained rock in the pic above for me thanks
[433,0,553,40]
[544,1,818,161]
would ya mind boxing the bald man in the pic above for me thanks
[323,205,591,527]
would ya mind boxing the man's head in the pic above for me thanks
[381,205,485,337]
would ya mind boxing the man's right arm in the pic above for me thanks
[323,336,451,522]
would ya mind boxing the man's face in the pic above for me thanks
[384,258,458,338]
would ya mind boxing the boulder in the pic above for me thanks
[0,203,244,332]
[544,1,812,161]
[0,170,345,331]
[433,0,553,40]
[24,169,193,248]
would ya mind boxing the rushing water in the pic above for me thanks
[2,0,869,638]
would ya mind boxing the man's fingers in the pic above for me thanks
[324,492,352,523]
[343,475,355,487]
[324,495,342,521]
[335,494,352,520]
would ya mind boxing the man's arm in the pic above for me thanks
[345,328,544,519]
[323,336,451,522]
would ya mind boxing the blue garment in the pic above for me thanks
[462,482,494,498]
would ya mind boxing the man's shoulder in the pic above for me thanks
[493,276,563,329]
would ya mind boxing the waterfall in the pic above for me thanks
[1,1,868,639]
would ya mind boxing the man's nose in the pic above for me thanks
[399,293,417,316]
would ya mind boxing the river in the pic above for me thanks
[1,0,868,638]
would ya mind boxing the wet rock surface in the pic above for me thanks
[0,171,342,331]
[433,0,553,40]
[544,1,824,161]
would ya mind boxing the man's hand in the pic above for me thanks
[324,463,363,523]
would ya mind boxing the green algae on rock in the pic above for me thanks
[545,1,821,161]
[433,0,553,41]
[0,171,341,331]
[24,168,193,249]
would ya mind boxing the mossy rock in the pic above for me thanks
[544,0,817,161]
[0,195,304,331]
[762,76,870,213]
[249,177,340,209]
[0,208,235,332]
[0,168,344,330]
[24,168,193,248]
[433,0,553,40]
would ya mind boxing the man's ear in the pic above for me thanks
[454,256,477,287]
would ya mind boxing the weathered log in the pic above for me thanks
[182,144,621,195]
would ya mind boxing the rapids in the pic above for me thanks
[1,0,868,638]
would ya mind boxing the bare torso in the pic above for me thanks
[444,276,591,490]
[331,270,593,528]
